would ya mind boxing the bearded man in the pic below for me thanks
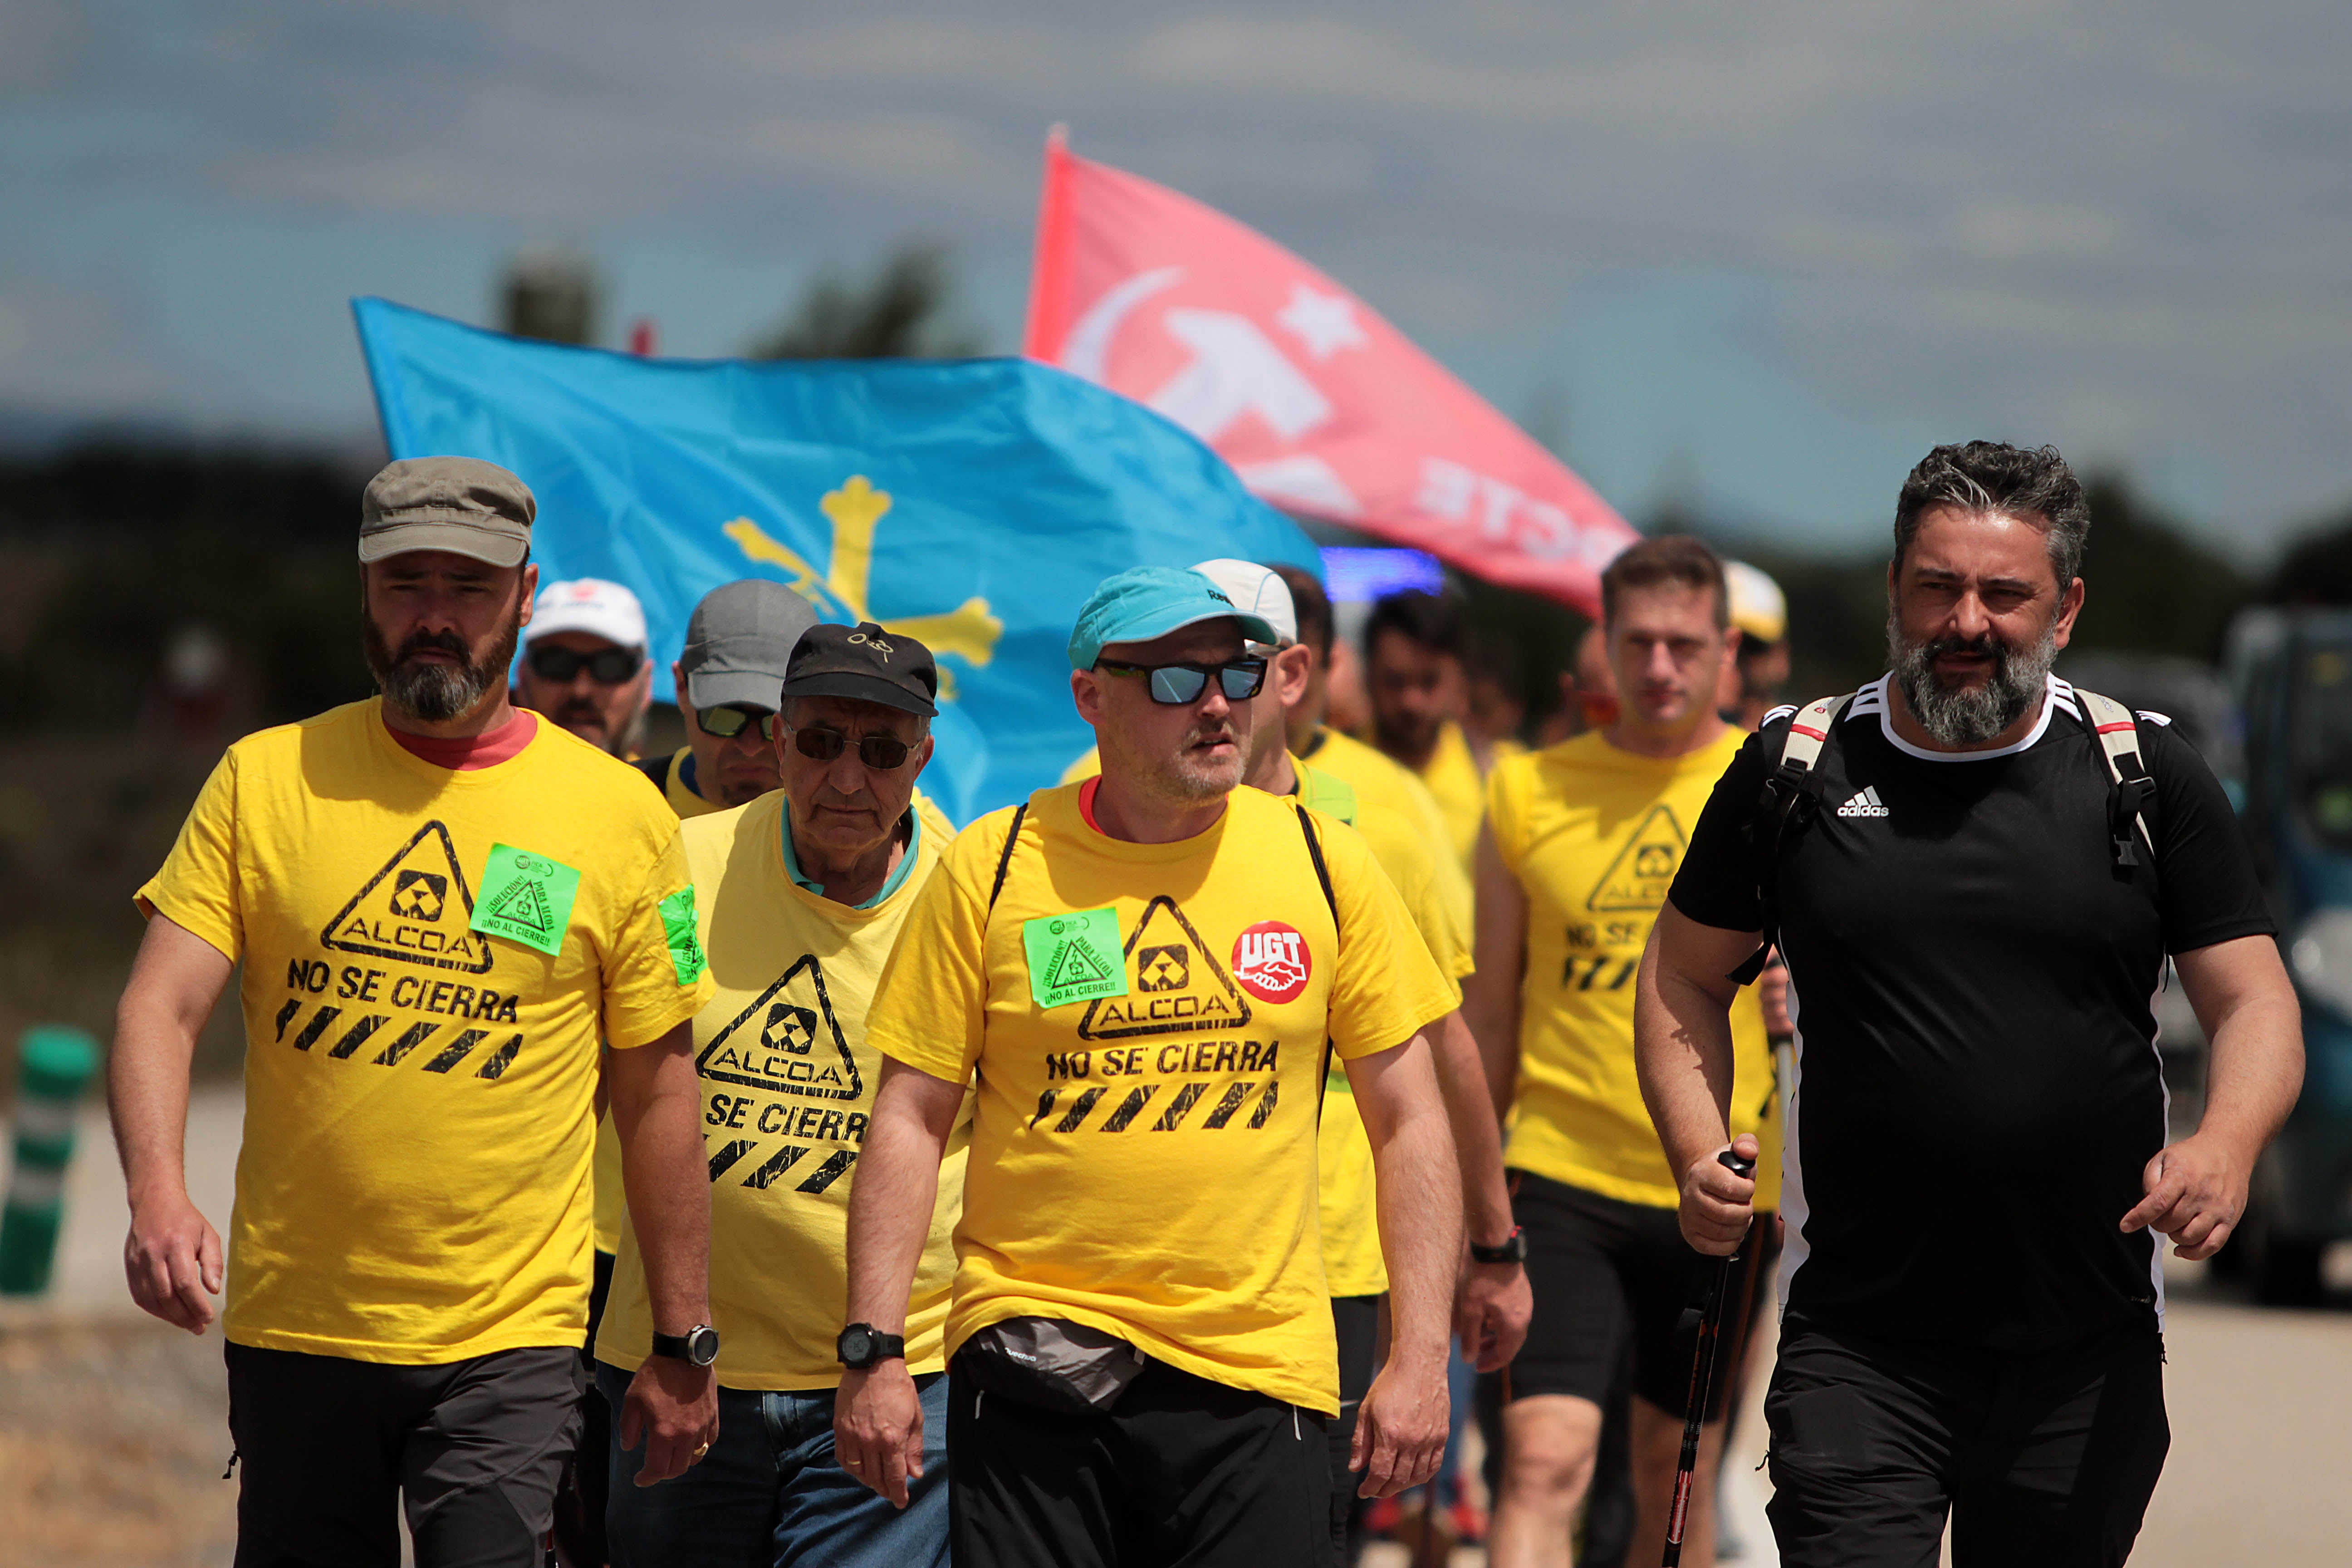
[112,457,720,1568]
[1636,441,2302,1568]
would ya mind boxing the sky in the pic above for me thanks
[6,0,2350,555]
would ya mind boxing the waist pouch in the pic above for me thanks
[956,1317,1149,1415]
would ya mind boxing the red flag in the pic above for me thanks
[1023,130,1637,614]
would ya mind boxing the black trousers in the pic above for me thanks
[1765,1322,2169,1568]
[1325,1295,1381,1567]
[225,1340,584,1568]
[949,1357,1332,1568]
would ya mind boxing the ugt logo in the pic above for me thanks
[724,476,1003,699]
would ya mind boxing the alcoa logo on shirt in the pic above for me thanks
[1837,787,1890,819]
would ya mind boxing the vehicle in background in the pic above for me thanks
[2215,610,2352,1303]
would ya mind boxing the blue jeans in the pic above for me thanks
[596,1361,949,1568]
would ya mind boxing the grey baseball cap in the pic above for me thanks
[358,457,535,568]
[678,579,819,711]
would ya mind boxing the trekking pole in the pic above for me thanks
[1662,1147,1756,1568]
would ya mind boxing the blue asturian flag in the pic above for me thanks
[353,297,1321,824]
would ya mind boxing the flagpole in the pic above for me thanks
[1020,124,1075,361]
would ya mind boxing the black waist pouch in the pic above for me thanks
[956,1317,1149,1415]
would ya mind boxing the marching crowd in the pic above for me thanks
[108,440,2302,1568]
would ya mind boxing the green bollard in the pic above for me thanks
[0,1025,101,1295]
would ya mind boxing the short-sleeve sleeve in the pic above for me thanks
[601,824,717,1049]
[137,749,245,963]
[1319,814,1460,1060]
[1484,754,1527,871]
[1667,726,1773,933]
[2144,720,2276,954]
[866,824,996,1083]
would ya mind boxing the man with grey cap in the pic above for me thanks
[110,456,722,1568]
[637,579,819,817]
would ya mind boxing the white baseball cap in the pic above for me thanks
[1189,558,1298,647]
[526,578,648,651]
[1724,561,1787,645]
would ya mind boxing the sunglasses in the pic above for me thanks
[526,644,643,684]
[1094,658,1268,706]
[696,705,779,741]
[787,726,913,770]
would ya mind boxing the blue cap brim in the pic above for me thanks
[1073,606,1279,670]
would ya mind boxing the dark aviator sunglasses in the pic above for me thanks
[527,643,644,685]
[786,725,914,770]
[1094,657,1268,706]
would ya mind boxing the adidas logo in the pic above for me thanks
[1836,786,1890,819]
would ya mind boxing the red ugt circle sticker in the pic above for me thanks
[1232,921,1311,1003]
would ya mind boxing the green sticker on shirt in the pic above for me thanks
[1022,908,1128,1010]
[658,887,707,986]
[469,844,582,956]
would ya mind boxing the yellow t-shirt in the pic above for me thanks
[1411,720,1490,872]
[1302,728,1462,875]
[137,701,715,1363]
[657,745,727,819]
[1298,756,1473,1299]
[588,780,957,1253]
[598,790,968,1389]
[867,783,1455,1414]
[1488,728,1773,1210]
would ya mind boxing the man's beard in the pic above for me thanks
[1103,715,1248,806]
[554,693,646,757]
[365,612,522,725]
[1887,611,2057,747]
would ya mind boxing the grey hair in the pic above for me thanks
[1893,442,2089,587]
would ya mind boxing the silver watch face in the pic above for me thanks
[686,1325,720,1366]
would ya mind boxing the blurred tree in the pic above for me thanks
[503,252,599,345]
[2064,474,2251,661]
[753,245,980,359]
[2266,503,2352,604]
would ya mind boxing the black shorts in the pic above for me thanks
[1502,1169,1776,1420]
[949,1355,1331,1568]
[1325,1295,1381,1564]
[1766,1320,2167,1568]
[225,1340,584,1568]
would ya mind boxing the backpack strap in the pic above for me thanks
[1729,692,1853,985]
[985,802,1029,917]
[1294,803,1343,1127]
[2073,689,2158,874]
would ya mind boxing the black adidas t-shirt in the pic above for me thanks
[1671,674,2274,1349]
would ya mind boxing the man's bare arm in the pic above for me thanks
[2123,935,2303,1259]
[607,1024,719,1486]
[1348,1033,1463,1497]
[1635,906,1761,1255]
[1430,1010,1531,1370]
[1463,823,1527,1126]
[836,1057,964,1508]
[109,915,234,1333]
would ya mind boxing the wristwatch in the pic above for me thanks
[650,1324,720,1367]
[836,1323,907,1371]
[1469,1226,1528,1265]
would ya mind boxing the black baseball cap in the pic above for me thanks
[779,621,937,718]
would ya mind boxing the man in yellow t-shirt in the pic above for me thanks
[1465,537,1775,1568]
[596,622,963,1568]
[1269,566,1465,896]
[835,566,1463,1568]
[109,458,719,1568]
[1362,588,1489,870]
[635,578,819,818]
[1193,558,1530,1565]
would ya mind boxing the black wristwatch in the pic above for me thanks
[650,1324,720,1367]
[836,1323,906,1371]
[1470,1226,1528,1265]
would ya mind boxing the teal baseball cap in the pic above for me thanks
[1068,565,1281,671]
